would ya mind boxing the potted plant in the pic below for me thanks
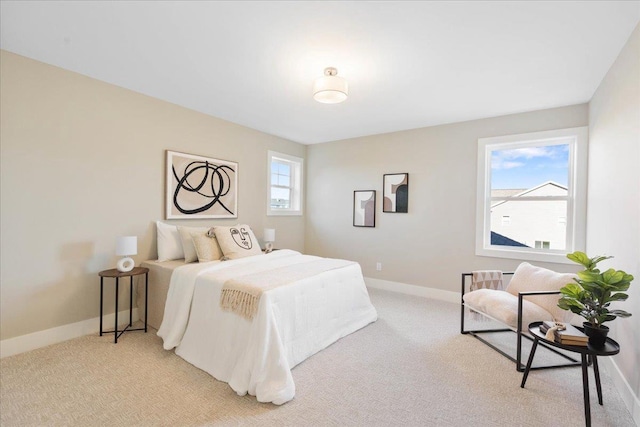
[558,251,633,347]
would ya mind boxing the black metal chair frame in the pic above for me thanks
[460,272,581,372]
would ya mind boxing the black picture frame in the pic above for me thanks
[383,173,409,213]
[353,190,376,227]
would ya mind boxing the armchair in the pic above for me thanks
[461,262,581,371]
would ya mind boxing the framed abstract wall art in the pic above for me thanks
[383,173,409,213]
[353,190,376,227]
[166,150,238,219]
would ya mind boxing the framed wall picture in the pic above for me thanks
[383,173,409,213]
[166,150,238,219]
[353,190,376,227]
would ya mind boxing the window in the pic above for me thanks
[535,241,551,249]
[475,127,587,263]
[267,151,303,216]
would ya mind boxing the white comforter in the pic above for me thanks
[157,250,377,404]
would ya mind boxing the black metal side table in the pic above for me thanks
[521,321,620,427]
[98,267,149,343]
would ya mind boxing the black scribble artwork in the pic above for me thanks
[173,160,235,215]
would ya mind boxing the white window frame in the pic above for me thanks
[475,127,588,264]
[267,151,303,216]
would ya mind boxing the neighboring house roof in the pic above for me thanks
[490,232,529,247]
[491,189,526,198]
[491,181,568,209]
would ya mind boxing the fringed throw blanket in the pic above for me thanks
[221,258,354,320]
[470,270,504,321]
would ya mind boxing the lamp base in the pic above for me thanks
[117,257,135,272]
[264,242,273,254]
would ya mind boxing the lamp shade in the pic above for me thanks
[264,228,276,243]
[116,236,137,256]
[313,67,348,104]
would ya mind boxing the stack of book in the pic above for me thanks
[539,321,589,346]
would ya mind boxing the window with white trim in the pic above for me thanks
[267,151,303,216]
[475,127,588,264]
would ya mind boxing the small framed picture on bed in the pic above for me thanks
[166,150,238,219]
[383,173,409,213]
[353,190,376,227]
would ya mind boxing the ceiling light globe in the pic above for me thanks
[313,68,348,104]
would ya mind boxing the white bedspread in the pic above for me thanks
[157,250,377,405]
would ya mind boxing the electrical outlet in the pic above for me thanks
[376,262,382,271]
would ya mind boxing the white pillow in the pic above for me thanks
[177,226,209,263]
[506,262,576,323]
[192,233,224,262]
[156,221,184,262]
[213,224,263,260]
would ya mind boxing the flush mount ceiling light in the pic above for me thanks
[313,67,348,104]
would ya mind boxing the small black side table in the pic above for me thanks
[521,321,620,427]
[98,267,149,343]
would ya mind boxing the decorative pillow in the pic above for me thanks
[156,221,184,262]
[506,262,577,323]
[192,233,224,262]
[212,224,263,260]
[177,226,210,263]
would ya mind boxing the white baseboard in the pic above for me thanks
[365,276,639,424]
[600,357,640,426]
[364,277,460,304]
[0,308,139,359]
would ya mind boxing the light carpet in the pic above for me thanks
[0,289,635,426]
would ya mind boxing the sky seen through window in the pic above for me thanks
[491,143,569,190]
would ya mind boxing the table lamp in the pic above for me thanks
[116,236,137,272]
[263,228,275,253]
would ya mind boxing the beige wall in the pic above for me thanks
[304,24,639,415]
[588,24,640,410]
[305,105,588,288]
[0,51,306,340]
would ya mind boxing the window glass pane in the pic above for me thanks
[277,162,291,176]
[491,143,570,190]
[270,187,291,209]
[490,200,567,250]
[272,162,291,186]
[278,174,290,187]
[476,128,587,262]
[268,151,303,215]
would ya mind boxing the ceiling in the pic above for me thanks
[1,1,638,144]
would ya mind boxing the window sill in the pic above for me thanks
[476,247,575,265]
[267,210,302,217]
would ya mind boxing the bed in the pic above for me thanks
[138,249,377,405]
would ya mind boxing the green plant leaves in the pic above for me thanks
[567,251,591,268]
[603,268,624,284]
[609,309,632,318]
[557,251,633,325]
[560,282,583,297]
[566,251,613,271]
[577,270,601,282]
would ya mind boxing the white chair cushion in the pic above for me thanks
[506,262,576,323]
[464,289,554,331]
